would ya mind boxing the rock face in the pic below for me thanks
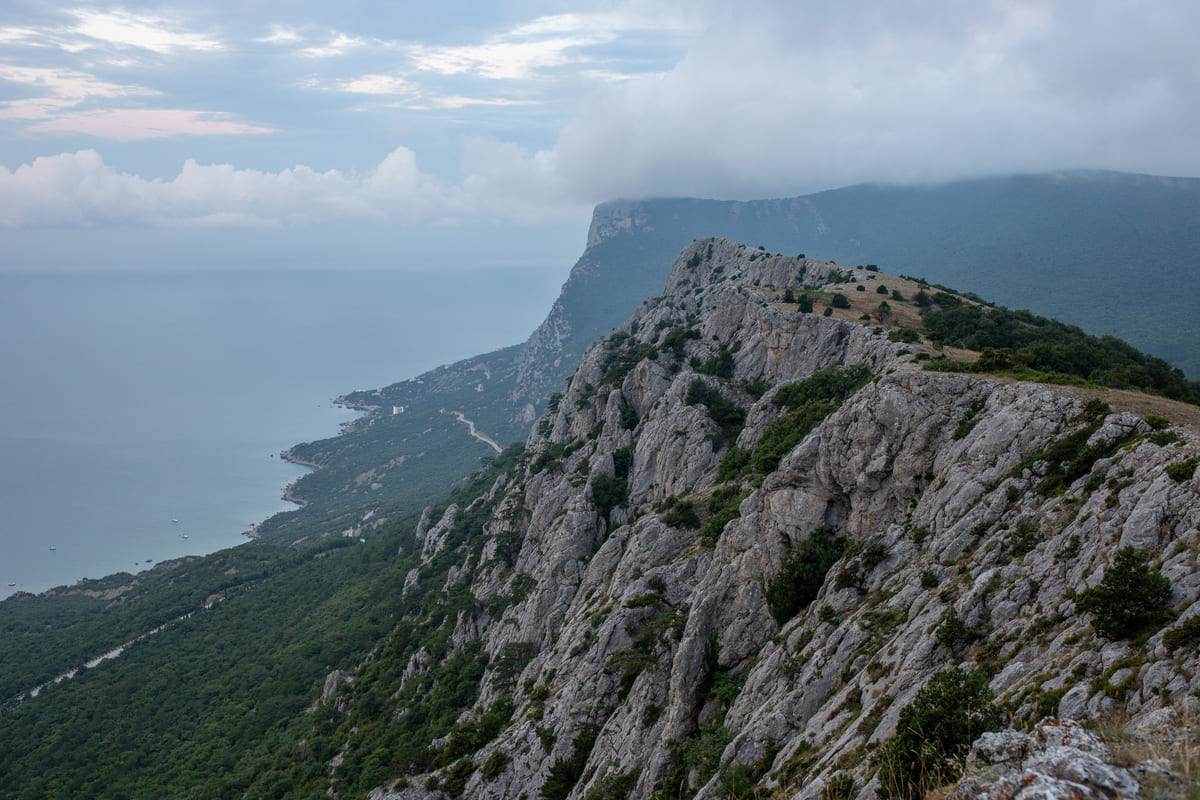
[954,719,1142,800]
[363,238,1200,800]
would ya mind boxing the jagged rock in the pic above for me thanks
[953,719,1143,800]
[401,567,420,598]
[368,239,1200,800]
[420,504,457,560]
[414,506,434,542]
[310,669,352,713]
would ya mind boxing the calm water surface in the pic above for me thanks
[0,268,564,599]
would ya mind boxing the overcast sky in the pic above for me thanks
[2,0,1199,270]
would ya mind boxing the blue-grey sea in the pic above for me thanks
[0,267,565,600]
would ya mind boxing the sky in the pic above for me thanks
[2,0,1199,270]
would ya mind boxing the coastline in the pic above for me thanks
[266,448,316,523]
[272,402,371,516]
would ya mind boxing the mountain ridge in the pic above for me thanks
[347,238,1200,800]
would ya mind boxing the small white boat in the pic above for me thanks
[49,546,56,551]
[171,518,179,523]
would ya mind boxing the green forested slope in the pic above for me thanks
[0,446,523,800]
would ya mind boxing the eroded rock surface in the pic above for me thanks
[358,239,1200,800]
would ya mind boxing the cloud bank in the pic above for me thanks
[2,0,1199,233]
[0,147,578,228]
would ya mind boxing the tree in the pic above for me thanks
[1077,546,1173,639]
[831,294,850,309]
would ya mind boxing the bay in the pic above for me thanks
[0,267,565,599]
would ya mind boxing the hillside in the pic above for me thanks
[5,239,1194,799]
[312,239,1199,800]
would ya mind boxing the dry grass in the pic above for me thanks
[1091,707,1200,800]
[758,264,1200,432]
[1064,386,1200,434]
[763,268,934,336]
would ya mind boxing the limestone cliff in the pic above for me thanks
[364,239,1200,800]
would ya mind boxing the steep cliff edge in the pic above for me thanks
[343,239,1200,800]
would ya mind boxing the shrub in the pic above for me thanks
[697,347,736,379]
[751,365,871,474]
[888,327,921,343]
[741,377,771,399]
[480,750,510,779]
[1163,615,1200,651]
[953,400,985,440]
[765,527,846,623]
[1149,430,1179,446]
[492,646,537,691]
[934,608,973,652]
[1076,546,1173,639]
[619,404,639,430]
[717,446,751,481]
[541,728,598,800]
[920,302,1200,404]
[661,325,700,358]
[875,668,1002,800]
[698,486,747,547]
[1166,457,1198,482]
[861,541,888,572]
[1007,520,1042,559]
[658,497,700,529]
[718,762,765,800]
[591,473,628,522]
[585,771,638,800]
[831,293,851,309]
[686,379,746,448]
[797,294,814,313]
[679,724,731,790]
[442,758,477,798]
[822,773,855,800]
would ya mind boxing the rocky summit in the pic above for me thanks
[349,239,1200,800]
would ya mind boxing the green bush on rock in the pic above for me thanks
[1076,546,1173,640]
[876,668,1002,800]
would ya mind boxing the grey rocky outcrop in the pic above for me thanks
[953,719,1141,800]
[368,239,1200,800]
